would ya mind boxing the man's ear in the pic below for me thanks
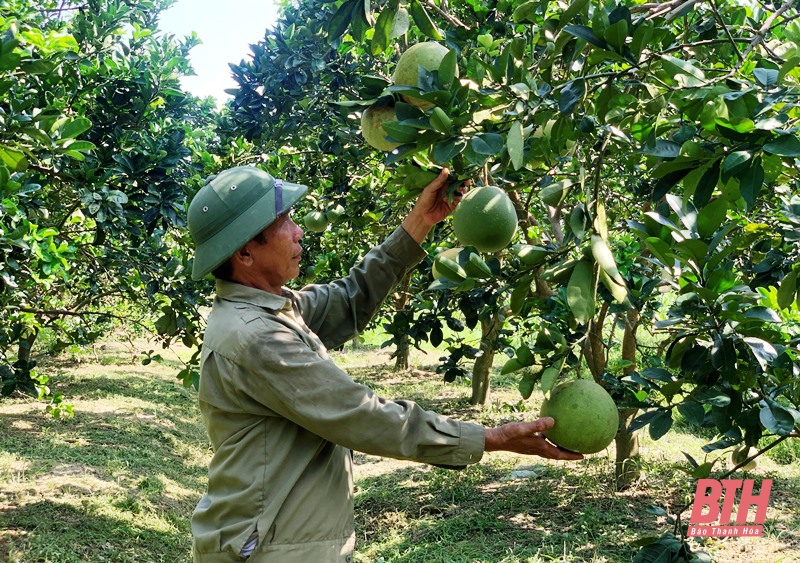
[232,245,254,268]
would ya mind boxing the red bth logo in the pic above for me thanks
[687,479,772,537]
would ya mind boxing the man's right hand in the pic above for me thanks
[484,418,584,460]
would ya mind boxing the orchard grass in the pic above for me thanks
[1,336,798,562]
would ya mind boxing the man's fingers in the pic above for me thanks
[529,417,555,433]
[430,167,449,189]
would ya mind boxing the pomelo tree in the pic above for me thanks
[0,0,225,407]
[317,0,800,473]
[232,5,800,553]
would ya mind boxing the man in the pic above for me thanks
[187,165,582,562]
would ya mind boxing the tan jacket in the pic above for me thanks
[191,227,486,562]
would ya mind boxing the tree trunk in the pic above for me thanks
[393,273,413,371]
[13,328,39,395]
[17,329,38,365]
[470,311,501,406]
[615,308,642,490]
[583,303,609,379]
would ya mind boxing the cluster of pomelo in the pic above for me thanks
[362,42,519,257]
[302,203,345,233]
[362,42,621,458]
[361,41,454,152]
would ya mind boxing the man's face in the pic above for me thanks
[240,211,304,293]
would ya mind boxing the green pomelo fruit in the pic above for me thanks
[731,445,758,470]
[511,244,550,267]
[452,186,517,252]
[392,42,457,110]
[361,104,401,152]
[303,211,329,233]
[325,204,346,223]
[540,379,618,454]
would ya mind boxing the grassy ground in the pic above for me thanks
[1,336,799,562]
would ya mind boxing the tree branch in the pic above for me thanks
[737,0,795,69]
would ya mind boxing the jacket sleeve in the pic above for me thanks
[234,323,486,468]
[296,226,426,349]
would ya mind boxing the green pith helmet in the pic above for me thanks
[188,166,307,280]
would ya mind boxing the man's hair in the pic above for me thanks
[212,231,269,281]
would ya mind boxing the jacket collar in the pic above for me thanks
[215,279,289,310]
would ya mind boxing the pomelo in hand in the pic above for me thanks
[361,102,401,152]
[452,186,517,252]
[392,42,457,110]
[540,379,618,454]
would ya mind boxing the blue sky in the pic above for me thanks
[158,0,279,104]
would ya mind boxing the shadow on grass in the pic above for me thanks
[0,373,207,492]
[352,458,671,562]
[0,368,206,562]
[0,499,188,563]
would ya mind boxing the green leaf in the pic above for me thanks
[777,270,798,310]
[605,19,628,50]
[630,20,653,58]
[759,403,798,435]
[408,0,443,40]
[464,252,493,278]
[432,138,466,164]
[721,150,751,182]
[502,357,526,376]
[743,306,781,323]
[540,364,561,394]
[429,107,452,133]
[509,276,532,315]
[640,367,675,383]
[640,140,681,158]
[562,25,612,51]
[61,117,92,139]
[693,387,731,407]
[711,334,736,373]
[0,164,9,190]
[567,259,595,324]
[649,410,673,440]
[559,78,585,115]
[677,401,705,426]
[753,67,778,88]
[472,133,503,155]
[696,197,727,238]
[370,4,396,54]
[778,55,800,83]
[0,146,27,172]
[660,54,706,81]
[693,159,720,208]
[433,255,467,282]
[328,0,356,41]
[764,135,800,157]
[743,337,778,371]
[20,59,56,74]
[560,0,591,29]
[381,121,418,143]
[644,237,675,268]
[438,48,457,89]
[518,368,542,399]
[674,239,708,263]
[507,121,524,170]
[60,140,95,152]
[738,156,764,208]
[512,0,539,23]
